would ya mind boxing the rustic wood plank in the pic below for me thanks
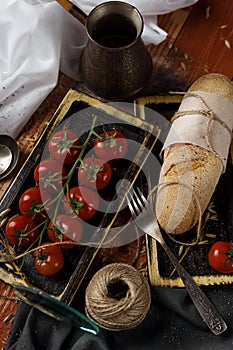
[167,0,233,85]
[0,285,19,349]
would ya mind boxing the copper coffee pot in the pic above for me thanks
[56,1,153,101]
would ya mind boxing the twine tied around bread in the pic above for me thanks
[171,92,232,166]
[85,263,151,331]
[150,180,203,246]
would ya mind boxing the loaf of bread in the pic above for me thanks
[156,73,233,234]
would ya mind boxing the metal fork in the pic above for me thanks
[126,188,227,336]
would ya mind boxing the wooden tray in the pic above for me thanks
[0,90,159,302]
[135,94,233,288]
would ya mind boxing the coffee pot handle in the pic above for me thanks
[56,0,87,26]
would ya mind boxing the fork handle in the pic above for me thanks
[160,241,227,335]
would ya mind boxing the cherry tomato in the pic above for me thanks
[47,214,83,249]
[48,129,81,165]
[5,215,40,248]
[34,158,67,194]
[34,243,64,276]
[19,186,46,222]
[208,241,233,274]
[94,130,128,161]
[78,157,112,190]
[64,186,99,221]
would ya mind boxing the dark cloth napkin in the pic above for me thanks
[6,285,233,350]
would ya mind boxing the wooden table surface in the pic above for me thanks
[1,0,233,347]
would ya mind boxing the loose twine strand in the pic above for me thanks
[149,180,203,246]
[85,263,151,331]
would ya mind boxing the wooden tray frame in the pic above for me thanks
[134,94,233,288]
[0,89,160,302]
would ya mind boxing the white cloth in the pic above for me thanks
[0,0,198,138]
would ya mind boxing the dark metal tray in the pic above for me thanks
[0,90,159,302]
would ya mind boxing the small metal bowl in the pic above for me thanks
[0,135,19,180]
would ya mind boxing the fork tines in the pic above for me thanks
[126,187,146,218]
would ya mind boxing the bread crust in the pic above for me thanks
[156,74,233,234]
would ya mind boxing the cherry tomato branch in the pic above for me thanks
[1,119,100,275]
[91,129,104,141]
[43,117,99,222]
[63,116,98,185]
[2,116,129,277]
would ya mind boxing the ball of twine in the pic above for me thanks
[85,263,151,331]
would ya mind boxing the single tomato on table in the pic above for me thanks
[5,215,40,248]
[34,243,64,276]
[47,214,83,249]
[34,158,67,194]
[48,129,81,165]
[64,186,99,221]
[78,157,112,190]
[208,241,233,274]
[19,186,45,222]
[94,130,128,161]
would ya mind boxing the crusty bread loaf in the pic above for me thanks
[156,73,233,234]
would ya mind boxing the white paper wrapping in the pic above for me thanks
[162,91,233,170]
[0,0,198,138]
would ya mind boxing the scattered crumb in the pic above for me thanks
[224,40,231,49]
[180,62,187,71]
[205,6,211,19]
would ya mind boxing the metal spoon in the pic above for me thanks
[0,135,19,180]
